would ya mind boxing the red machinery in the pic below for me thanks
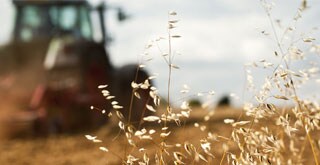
[0,0,153,136]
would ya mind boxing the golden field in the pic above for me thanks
[0,107,318,165]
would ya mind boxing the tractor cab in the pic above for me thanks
[12,0,107,43]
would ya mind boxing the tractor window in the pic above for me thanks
[50,6,92,39]
[19,5,47,41]
[15,5,93,41]
[22,6,42,28]
[58,6,77,31]
[79,7,92,39]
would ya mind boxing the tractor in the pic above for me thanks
[0,0,153,136]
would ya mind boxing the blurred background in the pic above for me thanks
[0,0,319,106]
[0,1,320,164]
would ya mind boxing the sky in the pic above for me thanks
[0,0,319,106]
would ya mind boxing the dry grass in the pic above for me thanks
[81,6,320,164]
[0,107,317,165]
[0,108,225,165]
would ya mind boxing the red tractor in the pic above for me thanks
[0,0,153,136]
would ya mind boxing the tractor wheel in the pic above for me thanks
[113,64,154,127]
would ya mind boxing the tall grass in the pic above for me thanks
[86,1,320,164]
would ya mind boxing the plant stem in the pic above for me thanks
[128,67,140,124]
[307,132,319,165]
[164,15,172,130]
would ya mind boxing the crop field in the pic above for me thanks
[0,108,235,165]
[0,107,319,165]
